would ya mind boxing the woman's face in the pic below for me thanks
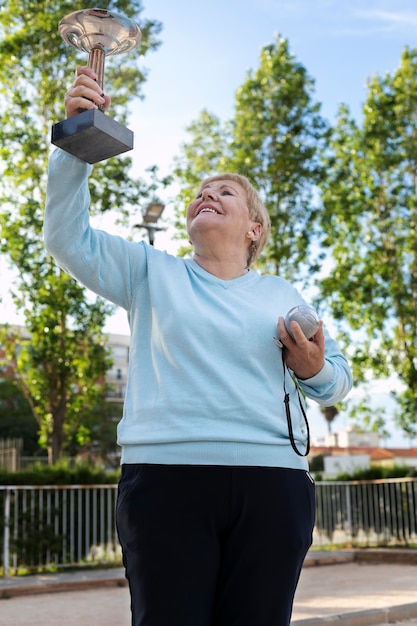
[186,179,258,250]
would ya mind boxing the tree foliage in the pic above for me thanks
[318,47,417,439]
[0,377,40,456]
[319,405,339,434]
[172,35,328,279]
[0,0,162,462]
[171,110,230,256]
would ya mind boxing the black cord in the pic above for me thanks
[282,349,310,457]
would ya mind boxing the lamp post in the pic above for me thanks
[134,201,165,245]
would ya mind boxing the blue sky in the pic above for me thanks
[2,0,417,445]
[130,0,417,178]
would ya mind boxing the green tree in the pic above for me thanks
[172,110,230,257]
[318,47,417,440]
[319,405,339,434]
[73,399,124,468]
[0,377,41,457]
[173,35,328,279]
[0,0,162,463]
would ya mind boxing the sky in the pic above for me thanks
[128,0,417,177]
[2,0,417,445]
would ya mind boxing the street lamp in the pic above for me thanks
[134,201,165,245]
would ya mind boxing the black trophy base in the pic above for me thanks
[51,109,134,164]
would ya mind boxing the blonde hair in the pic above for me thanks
[198,173,270,267]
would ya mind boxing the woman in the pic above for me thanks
[44,67,352,626]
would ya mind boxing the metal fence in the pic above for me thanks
[1,485,120,577]
[1,477,417,577]
[313,477,417,547]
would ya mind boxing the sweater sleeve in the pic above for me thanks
[43,148,145,310]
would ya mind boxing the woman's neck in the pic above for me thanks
[193,253,249,280]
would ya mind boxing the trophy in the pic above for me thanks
[51,8,141,163]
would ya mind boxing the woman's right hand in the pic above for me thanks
[64,66,112,118]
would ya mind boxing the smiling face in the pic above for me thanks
[186,179,260,258]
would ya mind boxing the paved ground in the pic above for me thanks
[0,550,416,625]
[293,560,417,625]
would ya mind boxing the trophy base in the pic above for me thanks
[51,109,134,164]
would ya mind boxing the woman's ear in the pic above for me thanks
[249,223,262,241]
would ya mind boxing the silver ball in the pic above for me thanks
[285,305,319,340]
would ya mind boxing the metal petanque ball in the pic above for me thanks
[285,305,319,340]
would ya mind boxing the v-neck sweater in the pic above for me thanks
[44,149,352,469]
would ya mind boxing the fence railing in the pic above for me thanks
[1,485,120,577]
[1,477,417,577]
[313,477,417,547]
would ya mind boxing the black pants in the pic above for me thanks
[116,464,315,626]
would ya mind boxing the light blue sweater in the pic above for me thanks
[44,149,352,470]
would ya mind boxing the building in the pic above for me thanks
[0,325,130,404]
[312,425,381,449]
[310,427,417,478]
[105,333,130,403]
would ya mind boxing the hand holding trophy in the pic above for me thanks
[51,8,141,163]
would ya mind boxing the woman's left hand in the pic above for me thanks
[277,316,325,380]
